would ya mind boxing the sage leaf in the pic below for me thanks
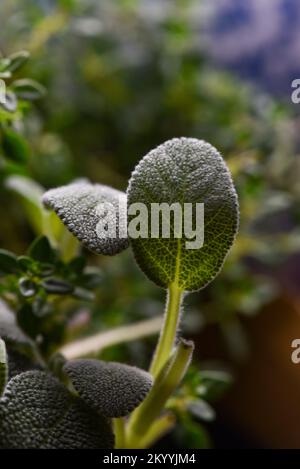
[42,181,129,255]
[0,371,114,448]
[127,138,239,291]
[63,358,153,418]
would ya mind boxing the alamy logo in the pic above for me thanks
[291,79,300,104]
[291,339,300,363]
[95,199,205,250]
[0,79,6,104]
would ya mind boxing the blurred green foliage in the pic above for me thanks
[0,50,45,170]
[0,235,102,356]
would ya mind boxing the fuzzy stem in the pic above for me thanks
[135,413,176,449]
[149,283,184,378]
[126,339,194,448]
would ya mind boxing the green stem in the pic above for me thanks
[135,413,176,449]
[114,417,126,449]
[126,339,194,448]
[60,316,162,359]
[149,283,184,378]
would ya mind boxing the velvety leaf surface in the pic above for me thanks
[42,181,128,255]
[0,371,114,449]
[64,359,153,418]
[127,138,239,291]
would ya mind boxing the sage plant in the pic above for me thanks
[0,137,238,448]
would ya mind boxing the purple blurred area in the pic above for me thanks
[204,0,300,97]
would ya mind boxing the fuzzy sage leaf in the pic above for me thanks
[127,138,239,291]
[42,181,129,255]
[0,371,114,448]
[63,359,153,418]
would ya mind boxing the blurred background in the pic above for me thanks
[1,0,300,449]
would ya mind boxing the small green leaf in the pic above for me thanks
[0,249,19,275]
[198,369,232,401]
[38,262,55,277]
[187,399,215,422]
[63,359,153,418]
[28,236,56,263]
[2,128,30,164]
[0,371,114,448]
[0,339,8,397]
[41,278,74,295]
[18,278,37,298]
[5,50,30,73]
[68,256,86,274]
[127,138,239,291]
[0,90,17,112]
[11,78,46,101]
[17,256,36,273]
[42,181,129,255]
